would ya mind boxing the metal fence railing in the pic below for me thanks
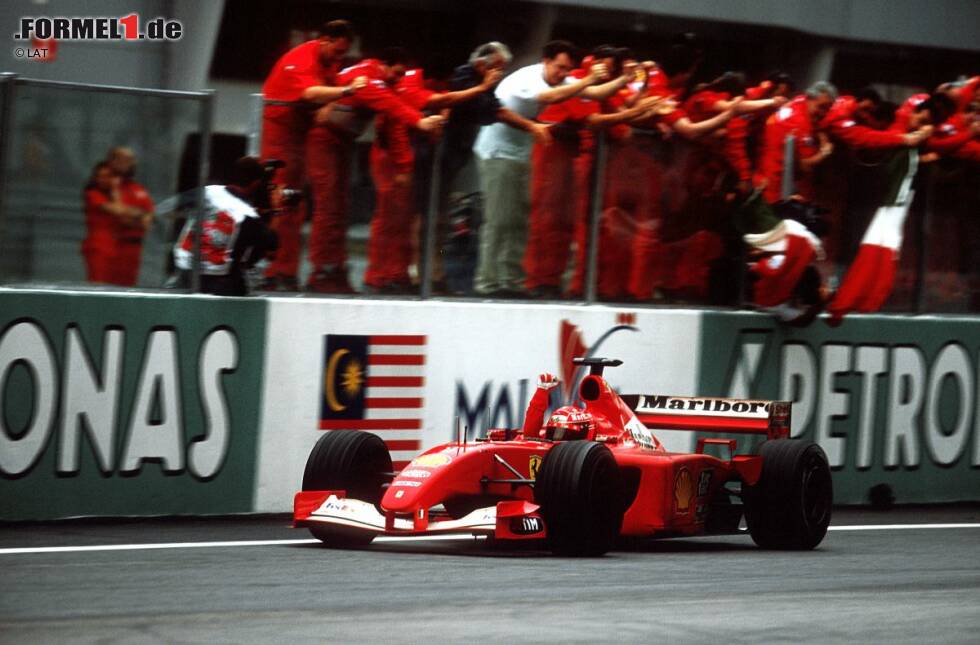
[1,82,976,317]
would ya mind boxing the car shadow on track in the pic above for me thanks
[287,534,765,558]
[616,536,760,553]
[288,538,549,559]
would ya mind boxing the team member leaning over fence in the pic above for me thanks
[825,92,964,324]
[364,50,504,294]
[305,57,444,294]
[472,39,632,298]
[523,46,659,299]
[755,81,839,204]
[438,42,541,293]
[603,80,744,303]
[259,19,364,292]
[932,97,980,163]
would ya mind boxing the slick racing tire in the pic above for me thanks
[535,441,624,557]
[302,430,393,547]
[743,439,833,550]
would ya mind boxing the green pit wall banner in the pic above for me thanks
[697,311,980,504]
[0,291,266,520]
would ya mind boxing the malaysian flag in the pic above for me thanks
[319,334,426,469]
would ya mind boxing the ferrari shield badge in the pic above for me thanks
[528,455,542,480]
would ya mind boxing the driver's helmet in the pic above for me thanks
[543,406,595,441]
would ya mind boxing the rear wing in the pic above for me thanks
[620,394,791,440]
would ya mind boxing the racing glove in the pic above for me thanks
[537,373,560,391]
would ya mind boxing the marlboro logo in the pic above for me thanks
[635,395,771,417]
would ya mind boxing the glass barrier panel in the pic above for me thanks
[592,127,741,306]
[0,82,204,290]
[918,160,980,313]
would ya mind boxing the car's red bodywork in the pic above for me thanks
[295,365,793,545]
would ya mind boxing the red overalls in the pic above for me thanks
[305,60,424,286]
[260,40,338,282]
[363,69,435,290]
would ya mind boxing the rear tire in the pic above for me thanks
[535,441,624,556]
[302,430,393,547]
[744,439,833,550]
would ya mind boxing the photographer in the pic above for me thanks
[173,156,285,296]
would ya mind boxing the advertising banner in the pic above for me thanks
[254,299,703,512]
[0,291,266,520]
[697,311,980,503]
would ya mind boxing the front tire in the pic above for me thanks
[302,430,392,546]
[744,439,833,550]
[535,441,624,556]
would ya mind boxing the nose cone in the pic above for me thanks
[381,451,455,512]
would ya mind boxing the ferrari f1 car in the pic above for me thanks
[294,358,832,555]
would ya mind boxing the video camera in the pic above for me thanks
[237,158,303,217]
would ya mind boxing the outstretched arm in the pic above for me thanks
[497,108,553,145]
[301,76,368,104]
[425,69,503,109]
[522,373,560,436]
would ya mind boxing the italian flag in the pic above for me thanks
[827,150,919,325]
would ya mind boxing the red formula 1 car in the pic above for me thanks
[294,358,832,555]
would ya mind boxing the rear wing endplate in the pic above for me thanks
[621,394,791,440]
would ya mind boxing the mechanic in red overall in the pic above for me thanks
[937,76,980,161]
[305,57,444,293]
[82,148,155,286]
[755,82,838,204]
[574,37,746,301]
[618,37,704,303]
[629,76,786,303]
[82,162,127,284]
[933,99,980,162]
[597,82,658,301]
[364,57,503,293]
[683,74,790,188]
[260,20,362,291]
[523,49,620,299]
[560,50,667,300]
[825,92,962,325]
[106,146,155,286]
[822,87,934,151]
[602,92,740,302]
[897,94,979,158]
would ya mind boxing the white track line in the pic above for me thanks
[827,523,980,531]
[1,524,977,556]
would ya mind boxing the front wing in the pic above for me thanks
[294,491,546,541]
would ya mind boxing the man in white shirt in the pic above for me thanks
[173,157,279,296]
[472,40,631,296]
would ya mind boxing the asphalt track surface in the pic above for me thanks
[2,507,979,644]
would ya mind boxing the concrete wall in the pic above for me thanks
[551,0,980,53]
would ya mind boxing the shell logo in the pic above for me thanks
[674,468,694,513]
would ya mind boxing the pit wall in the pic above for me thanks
[0,291,267,520]
[1,289,978,519]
